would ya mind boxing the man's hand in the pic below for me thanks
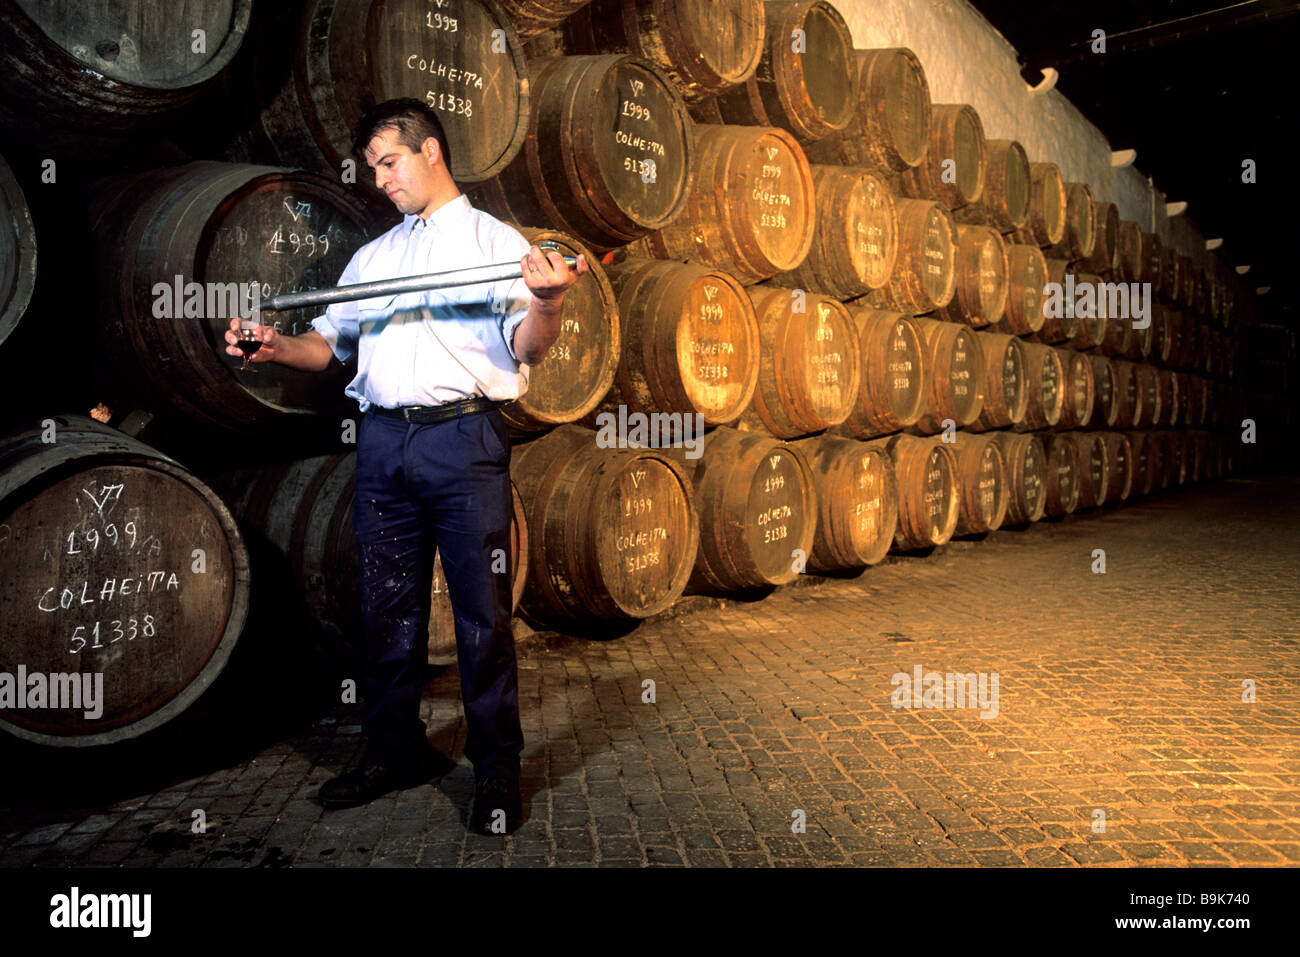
[520,245,588,300]
[224,317,281,365]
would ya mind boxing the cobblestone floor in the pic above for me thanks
[2,475,1298,867]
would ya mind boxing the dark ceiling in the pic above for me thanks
[968,0,1296,323]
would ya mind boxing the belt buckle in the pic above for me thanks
[402,406,424,423]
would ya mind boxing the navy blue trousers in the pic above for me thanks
[352,406,522,780]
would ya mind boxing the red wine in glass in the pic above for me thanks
[237,322,261,372]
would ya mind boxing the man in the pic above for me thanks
[223,98,587,834]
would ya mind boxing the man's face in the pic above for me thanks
[364,127,437,217]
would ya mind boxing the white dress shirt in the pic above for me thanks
[310,193,533,412]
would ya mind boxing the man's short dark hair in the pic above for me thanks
[352,98,454,172]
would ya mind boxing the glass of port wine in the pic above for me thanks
[236,313,266,373]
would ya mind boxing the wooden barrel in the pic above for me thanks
[503,0,605,41]
[991,431,1046,525]
[934,225,1008,327]
[470,54,692,250]
[1044,181,1096,262]
[1065,432,1109,508]
[1140,231,1163,294]
[1159,244,1182,305]
[0,151,36,350]
[1164,369,1184,427]
[1099,431,1133,501]
[1133,362,1161,428]
[1114,220,1143,282]
[738,287,861,437]
[771,165,898,298]
[996,242,1048,335]
[900,103,985,209]
[251,0,526,183]
[1034,258,1080,344]
[706,0,855,143]
[788,434,898,570]
[953,139,1030,233]
[910,317,986,434]
[1013,342,1064,430]
[832,308,926,438]
[671,427,815,591]
[1054,348,1095,430]
[511,424,698,620]
[0,0,251,131]
[1068,432,1109,508]
[1068,273,1109,350]
[584,257,760,427]
[950,432,1008,534]
[637,124,815,284]
[873,198,957,313]
[0,416,249,746]
[878,433,958,550]
[559,0,765,102]
[1089,355,1120,427]
[1079,199,1119,274]
[1042,433,1079,516]
[969,331,1027,431]
[88,162,378,432]
[802,47,931,171]
[1010,161,1066,247]
[1156,367,1178,427]
[1112,361,1139,428]
[501,229,620,434]
[1128,430,1156,497]
[1096,282,1138,358]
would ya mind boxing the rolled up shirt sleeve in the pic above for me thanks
[491,229,535,365]
[310,250,363,364]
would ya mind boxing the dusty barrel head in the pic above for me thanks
[474,53,694,251]
[1013,341,1064,431]
[738,287,861,438]
[935,224,1008,328]
[510,424,699,623]
[641,124,815,283]
[0,0,252,131]
[587,257,760,428]
[772,165,899,299]
[948,432,1008,535]
[909,317,986,435]
[88,162,378,432]
[0,416,249,746]
[900,103,986,210]
[996,242,1048,336]
[0,152,36,350]
[833,308,926,439]
[877,433,958,550]
[561,0,767,101]
[1011,162,1066,247]
[803,47,931,172]
[503,230,620,434]
[789,433,899,570]
[991,431,1047,525]
[1042,433,1079,516]
[1070,432,1109,508]
[673,427,818,592]
[874,198,957,314]
[709,0,856,143]
[969,331,1027,432]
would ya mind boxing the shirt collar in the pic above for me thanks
[404,193,471,233]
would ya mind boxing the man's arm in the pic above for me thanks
[509,244,588,365]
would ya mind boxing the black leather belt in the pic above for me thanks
[370,396,501,424]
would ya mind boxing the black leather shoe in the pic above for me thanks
[318,750,451,810]
[469,775,523,834]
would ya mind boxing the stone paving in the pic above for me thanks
[2,475,1298,867]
